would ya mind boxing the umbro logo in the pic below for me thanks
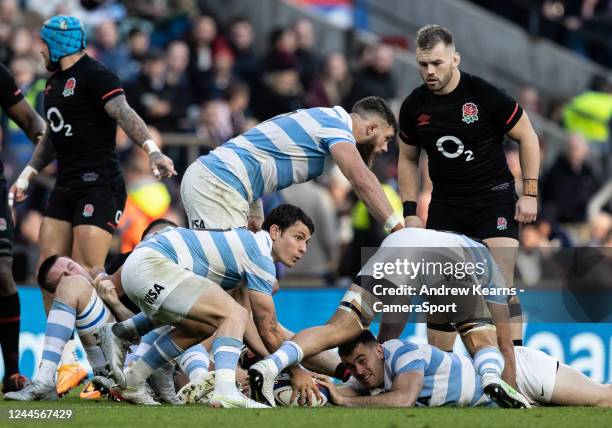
[417,113,431,126]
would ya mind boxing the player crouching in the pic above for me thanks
[317,330,612,408]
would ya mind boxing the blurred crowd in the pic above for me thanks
[471,0,612,68]
[0,0,610,287]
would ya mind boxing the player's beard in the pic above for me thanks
[357,140,377,168]
[426,68,453,93]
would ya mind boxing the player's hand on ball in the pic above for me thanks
[514,196,537,223]
[290,367,322,406]
[313,375,343,406]
[404,215,424,228]
[149,152,177,180]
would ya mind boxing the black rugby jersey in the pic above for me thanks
[399,72,522,201]
[0,63,25,177]
[44,54,124,186]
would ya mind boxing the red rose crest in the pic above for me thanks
[461,102,478,124]
[63,77,76,97]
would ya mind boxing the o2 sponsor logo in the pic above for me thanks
[436,135,474,162]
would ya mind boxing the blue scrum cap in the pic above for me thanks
[40,16,87,64]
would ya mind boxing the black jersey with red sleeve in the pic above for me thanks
[44,55,125,186]
[399,72,522,201]
[0,63,25,177]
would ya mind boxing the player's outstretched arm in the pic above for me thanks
[9,126,55,207]
[103,95,177,180]
[398,141,424,228]
[506,111,539,224]
[317,371,423,407]
[330,142,402,232]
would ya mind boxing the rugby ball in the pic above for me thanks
[273,374,330,407]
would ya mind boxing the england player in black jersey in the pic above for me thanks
[10,16,176,302]
[0,63,46,393]
[398,25,540,388]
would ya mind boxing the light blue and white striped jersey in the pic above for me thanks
[197,106,355,202]
[346,339,492,407]
[135,227,277,295]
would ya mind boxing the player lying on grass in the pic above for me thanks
[94,204,313,408]
[3,220,208,403]
[316,330,612,408]
[250,227,528,408]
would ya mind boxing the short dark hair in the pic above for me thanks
[141,218,178,240]
[38,255,60,292]
[338,330,378,357]
[415,25,454,51]
[262,204,315,235]
[351,96,397,133]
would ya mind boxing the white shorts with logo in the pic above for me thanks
[514,346,558,405]
[180,160,249,229]
[121,247,212,325]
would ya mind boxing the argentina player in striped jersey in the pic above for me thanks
[94,205,314,407]
[181,96,403,233]
[316,330,612,408]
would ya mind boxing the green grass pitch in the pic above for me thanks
[0,391,610,428]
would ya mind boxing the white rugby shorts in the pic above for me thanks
[514,346,558,405]
[180,160,249,229]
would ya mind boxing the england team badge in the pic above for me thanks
[0,218,6,232]
[496,216,508,231]
[462,102,479,124]
[82,204,94,218]
[63,77,76,97]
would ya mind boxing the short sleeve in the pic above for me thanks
[398,90,419,145]
[87,61,124,106]
[0,63,24,110]
[476,77,523,133]
[309,108,356,151]
[245,255,276,295]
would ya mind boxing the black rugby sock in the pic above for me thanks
[0,292,21,377]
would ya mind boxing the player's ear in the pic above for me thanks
[269,224,281,240]
[453,51,460,68]
[375,344,384,359]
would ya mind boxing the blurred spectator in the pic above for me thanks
[188,14,219,102]
[8,27,35,61]
[225,81,254,134]
[264,27,298,73]
[588,212,612,247]
[203,44,238,101]
[196,99,234,147]
[516,224,551,287]
[164,40,193,130]
[281,181,340,283]
[518,85,543,115]
[305,52,351,107]
[126,50,176,132]
[253,57,304,121]
[343,43,397,109]
[228,16,262,93]
[94,20,132,83]
[123,27,150,85]
[587,179,612,221]
[542,133,602,239]
[293,18,320,91]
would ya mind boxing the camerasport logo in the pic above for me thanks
[461,102,479,124]
[496,216,508,231]
[63,78,76,97]
[82,204,94,218]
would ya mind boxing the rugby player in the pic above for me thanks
[3,220,182,402]
[398,25,540,350]
[249,227,529,408]
[0,63,46,392]
[181,96,403,233]
[11,15,175,295]
[317,330,612,408]
[96,204,313,407]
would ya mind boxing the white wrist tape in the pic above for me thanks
[143,139,161,155]
[16,165,38,191]
[383,213,403,232]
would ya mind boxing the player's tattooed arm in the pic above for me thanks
[249,291,284,352]
[104,95,176,179]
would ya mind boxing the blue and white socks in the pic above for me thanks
[125,332,184,387]
[112,313,155,341]
[266,341,304,377]
[178,344,210,383]
[38,300,77,385]
[212,337,242,396]
[474,346,505,388]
